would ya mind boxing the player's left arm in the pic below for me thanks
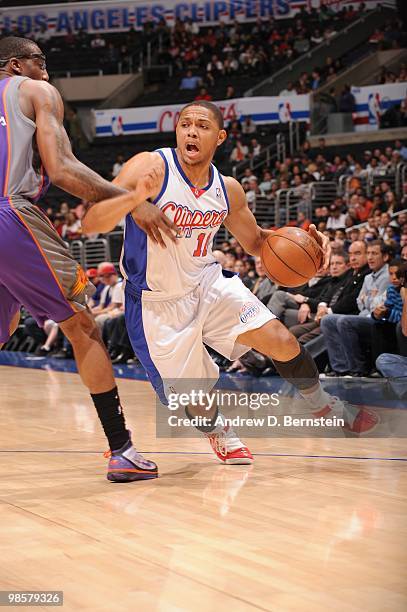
[223,176,270,256]
[223,176,331,268]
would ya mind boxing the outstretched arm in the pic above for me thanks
[25,80,124,201]
[223,176,330,268]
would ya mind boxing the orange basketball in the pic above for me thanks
[260,227,323,287]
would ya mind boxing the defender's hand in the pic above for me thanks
[308,224,331,271]
[131,201,179,248]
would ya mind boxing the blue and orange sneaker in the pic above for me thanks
[105,439,158,482]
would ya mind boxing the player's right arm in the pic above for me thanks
[24,80,125,202]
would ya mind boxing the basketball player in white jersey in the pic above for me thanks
[83,101,378,480]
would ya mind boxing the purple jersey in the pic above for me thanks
[0,76,92,341]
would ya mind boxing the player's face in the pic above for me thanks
[9,47,49,82]
[176,107,226,166]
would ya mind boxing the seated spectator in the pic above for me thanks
[279,81,297,96]
[267,271,333,328]
[91,262,119,321]
[259,170,273,193]
[320,240,390,376]
[225,85,236,99]
[245,178,264,209]
[91,33,106,48]
[195,87,212,101]
[61,211,81,241]
[180,70,201,90]
[230,135,248,163]
[34,319,60,357]
[249,138,261,159]
[376,271,407,396]
[241,116,257,135]
[290,242,369,345]
[326,203,347,230]
[86,268,104,308]
[354,192,374,222]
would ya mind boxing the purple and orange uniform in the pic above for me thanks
[0,75,93,343]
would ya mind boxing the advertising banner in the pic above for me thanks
[93,94,310,136]
[352,82,407,131]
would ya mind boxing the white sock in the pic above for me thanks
[300,384,358,426]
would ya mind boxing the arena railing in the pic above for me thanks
[84,238,111,269]
[232,134,285,181]
[310,181,338,208]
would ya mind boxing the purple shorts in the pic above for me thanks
[0,196,94,343]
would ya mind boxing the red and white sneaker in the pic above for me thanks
[313,396,379,435]
[206,424,253,465]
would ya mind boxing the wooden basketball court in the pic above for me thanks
[1,364,406,612]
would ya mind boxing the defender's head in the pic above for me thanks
[176,101,226,166]
[0,36,48,81]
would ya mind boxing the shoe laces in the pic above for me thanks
[207,431,227,457]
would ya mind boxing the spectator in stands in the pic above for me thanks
[241,116,257,135]
[289,251,351,344]
[230,135,248,164]
[311,69,322,90]
[326,203,347,230]
[311,29,324,45]
[91,33,106,48]
[245,178,263,209]
[179,70,201,90]
[66,108,88,152]
[195,87,212,101]
[267,271,332,328]
[225,85,236,99]
[61,211,81,241]
[91,263,121,332]
[291,242,369,347]
[338,84,356,113]
[376,274,407,395]
[279,82,297,96]
[320,240,390,376]
[82,269,100,308]
[34,320,60,357]
[354,191,374,222]
[249,138,261,159]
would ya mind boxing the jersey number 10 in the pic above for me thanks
[193,232,212,257]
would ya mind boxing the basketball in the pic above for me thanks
[261,227,323,287]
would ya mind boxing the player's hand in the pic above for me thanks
[308,224,331,271]
[131,201,179,248]
[298,303,311,324]
[293,294,306,304]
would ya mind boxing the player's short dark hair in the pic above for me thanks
[0,36,39,64]
[179,101,224,130]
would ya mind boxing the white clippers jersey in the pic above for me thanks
[121,147,230,299]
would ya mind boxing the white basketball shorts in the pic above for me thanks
[125,264,276,404]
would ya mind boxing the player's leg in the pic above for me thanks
[1,203,156,481]
[0,283,21,350]
[238,320,379,434]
